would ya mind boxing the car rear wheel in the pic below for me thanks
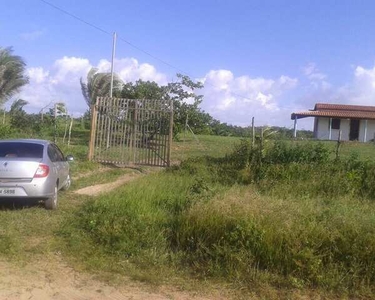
[45,185,58,210]
[61,174,71,191]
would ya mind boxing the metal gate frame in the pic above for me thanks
[88,97,173,167]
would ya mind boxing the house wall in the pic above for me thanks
[314,117,375,142]
[315,117,364,141]
[314,117,349,141]
[359,120,375,142]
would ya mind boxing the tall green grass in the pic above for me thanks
[60,140,375,297]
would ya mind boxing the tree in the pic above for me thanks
[166,74,204,138]
[80,67,123,107]
[118,80,165,100]
[9,99,29,130]
[0,47,29,105]
[117,74,206,139]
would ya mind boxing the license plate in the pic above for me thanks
[0,189,16,195]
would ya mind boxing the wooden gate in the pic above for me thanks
[88,97,173,167]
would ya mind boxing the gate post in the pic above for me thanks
[167,99,174,167]
[88,97,99,161]
[133,100,138,164]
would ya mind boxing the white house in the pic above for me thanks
[291,103,375,142]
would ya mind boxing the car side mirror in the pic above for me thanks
[66,155,74,162]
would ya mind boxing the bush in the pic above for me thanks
[264,141,330,164]
[62,139,375,295]
[174,188,375,289]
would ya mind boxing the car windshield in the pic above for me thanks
[0,142,44,158]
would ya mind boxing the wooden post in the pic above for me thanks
[259,127,264,169]
[293,115,297,138]
[63,114,68,144]
[88,98,99,160]
[184,113,188,144]
[329,118,332,140]
[106,98,112,149]
[67,116,73,147]
[364,119,368,142]
[335,130,342,160]
[133,100,138,164]
[167,99,174,167]
[251,117,255,147]
[54,103,57,143]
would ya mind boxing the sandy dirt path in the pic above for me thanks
[0,257,226,300]
[74,167,164,196]
[74,172,142,196]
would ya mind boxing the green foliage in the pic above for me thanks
[0,47,29,104]
[264,141,330,164]
[9,99,29,130]
[61,138,375,296]
[80,67,123,107]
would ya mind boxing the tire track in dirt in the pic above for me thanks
[74,172,142,196]
[74,167,164,196]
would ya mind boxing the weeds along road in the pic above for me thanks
[0,165,226,300]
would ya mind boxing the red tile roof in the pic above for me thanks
[291,103,375,120]
[314,103,375,112]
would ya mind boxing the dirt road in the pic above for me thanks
[0,257,224,300]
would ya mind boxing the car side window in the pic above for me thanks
[47,145,58,162]
[52,144,65,161]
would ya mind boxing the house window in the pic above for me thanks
[331,118,340,130]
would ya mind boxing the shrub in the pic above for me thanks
[264,141,330,164]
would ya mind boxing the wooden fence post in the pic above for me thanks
[251,116,255,147]
[88,98,99,161]
[335,130,342,160]
[133,100,138,164]
[259,127,264,168]
[167,99,174,167]
[67,116,73,147]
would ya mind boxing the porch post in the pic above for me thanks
[293,115,297,138]
[364,119,368,142]
[329,118,332,140]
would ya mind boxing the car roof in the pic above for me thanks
[0,139,52,146]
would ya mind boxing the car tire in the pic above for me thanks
[45,185,58,210]
[61,174,71,191]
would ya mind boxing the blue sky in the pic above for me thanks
[2,0,375,129]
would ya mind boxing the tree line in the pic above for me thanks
[0,46,312,139]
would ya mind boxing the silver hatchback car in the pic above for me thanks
[0,139,73,210]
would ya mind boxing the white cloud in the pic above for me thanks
[199,69,298,126]
[16,56,168,116]
[296,62,375,125]
[26,67,49,84]
[303,62,327,81]
[19,30,45,41]
[97,58,167,85]
[302,62,331,93]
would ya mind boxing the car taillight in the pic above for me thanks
[34,164,50,178]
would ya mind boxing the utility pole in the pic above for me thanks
[107,32,117,148]
[109,32,117,98]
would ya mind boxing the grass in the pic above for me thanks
[172,134,242,161]
[2,129,375,299]
[292,139,375,161]
[56,150,375,298]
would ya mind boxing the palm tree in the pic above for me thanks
[9,98,28,113]
[0,47,29,105]
[80,67,123,107]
